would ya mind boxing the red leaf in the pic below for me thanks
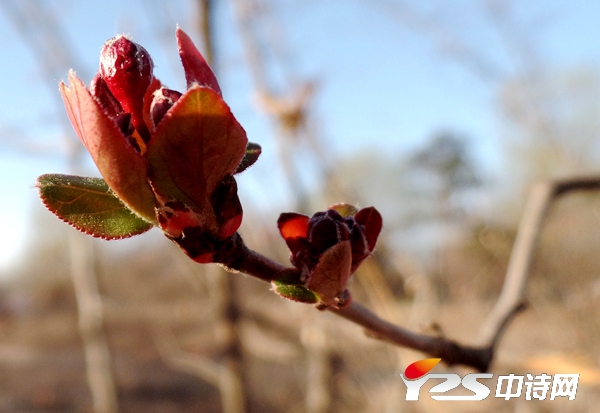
[59,71,156,223]
[234,142,262,174]
[176,27,221,94]
[212,177,243,239]
[146,86,248,218]
[306,240,352,306]
[354,207,382,252]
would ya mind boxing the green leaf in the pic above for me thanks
[235,142,261,174]
[271,280,318,304]
[36,174,154,239]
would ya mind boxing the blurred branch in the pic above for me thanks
[302,318,334,413]
[153,326,222,386]
[370,0,503,82]
[153,326,246,413]
[0,0,86,82]
[198,0,215,66]
[0,0,85,160]
[230,0,309,211]
[479,176,600,345]
[69,233,118,413]
[1,2,118,412]
[228,0,346,213]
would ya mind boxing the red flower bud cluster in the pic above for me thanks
[59,28,258,262]
[277,205,382,308]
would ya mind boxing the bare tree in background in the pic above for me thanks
[7,1,600,412]
[0,1,119,413]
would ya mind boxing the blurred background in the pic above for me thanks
[1,0,600,412]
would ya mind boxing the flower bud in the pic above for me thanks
[100,36,153,108]
[54,28,251,264]
[89,73,122,117]
[211,176,243,239]
[150,87,182,128]
[277,205,382,308]
[308,209,350,255]
[100,35,154,141]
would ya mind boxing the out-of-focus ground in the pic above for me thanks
[2,189,600,412]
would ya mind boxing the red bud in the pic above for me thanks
[89,73,122,117]
[150,87,182,129]
[100,35,154,141]
[211,176,243,239]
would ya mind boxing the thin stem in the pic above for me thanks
[329,302,493,371]
[215,234,495,371]
[213,233,297,282]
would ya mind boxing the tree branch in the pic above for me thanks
[209,176,600,372]
[479,176,600,344]
[328,302,493,372]
[213,235,496,371]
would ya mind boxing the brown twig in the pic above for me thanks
[329,302,493,372]
[210,176,600,372]
[214,234,494,371]
[479,176,600,344]
[152,325,245,413]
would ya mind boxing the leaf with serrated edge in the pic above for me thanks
[36,174,153,239]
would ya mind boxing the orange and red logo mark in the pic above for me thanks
[404,358,442,379]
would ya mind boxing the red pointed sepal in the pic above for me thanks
[176,27,221,94]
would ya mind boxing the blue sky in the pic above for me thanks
[0,0,599,269]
